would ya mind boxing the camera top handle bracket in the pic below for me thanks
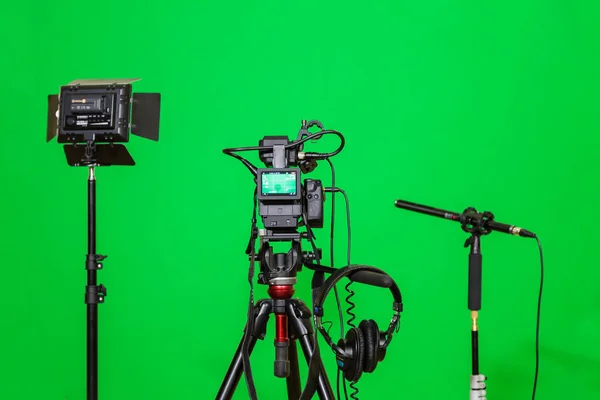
[258,119,325,172]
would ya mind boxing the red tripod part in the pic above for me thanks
[275,314,288,343]
[268,285,295,343]
[267,285,295,299]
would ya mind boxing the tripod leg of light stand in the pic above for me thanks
[286,300,335,400]
[216,301,271,400]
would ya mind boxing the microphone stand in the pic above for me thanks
[393,200,536,400]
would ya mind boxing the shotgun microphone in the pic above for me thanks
[394,199,536,238]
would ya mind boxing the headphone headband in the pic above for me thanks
[313,264,403,353]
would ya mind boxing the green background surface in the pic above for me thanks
[1,1,599,399]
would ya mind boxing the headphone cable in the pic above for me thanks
[326,158,350,400]
[326,158,354,400]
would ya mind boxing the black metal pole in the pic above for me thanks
[468,234,482,377]
[471,326,479,375]
[87,166,98,400]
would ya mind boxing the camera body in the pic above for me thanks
[257,136,324,232]
[257,168,324,230]
[253,134,325,285]
[223,120,337,285]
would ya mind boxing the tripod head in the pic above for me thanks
[224,120,345,286]
[252,229,328,285]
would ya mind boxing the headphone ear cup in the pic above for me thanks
[339,327,364,382]
[359,319,380,373]
[378,330,387,362]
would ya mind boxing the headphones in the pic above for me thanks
[313,264,403,382]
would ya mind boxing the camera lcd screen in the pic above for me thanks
[261,171,298,196]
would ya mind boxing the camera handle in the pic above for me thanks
[297,120,325,144]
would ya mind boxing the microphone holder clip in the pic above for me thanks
[460,207,495,237]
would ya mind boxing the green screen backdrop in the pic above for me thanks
[1,1,599,399]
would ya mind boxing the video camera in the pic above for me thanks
[223,120,345,285]
[257,143,324,231]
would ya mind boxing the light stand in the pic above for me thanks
[71,141,135,400]
[394,199,537,400]
[47,78,161,400]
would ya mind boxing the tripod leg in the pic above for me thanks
[286,339,301,399]
[216,300,272,400]
[216,334,259,400]
[297,334,335,400]
[287,301,335,400]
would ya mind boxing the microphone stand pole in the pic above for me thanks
[465,231,486,400]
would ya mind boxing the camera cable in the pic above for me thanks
[241,189,259,399]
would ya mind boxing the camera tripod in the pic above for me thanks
[217,120,348,399]
[216,282,335,400]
